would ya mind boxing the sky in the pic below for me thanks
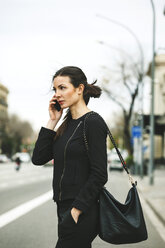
[0,0,165,131]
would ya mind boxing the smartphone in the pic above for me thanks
[54,100,61,111]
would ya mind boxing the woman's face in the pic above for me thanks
[53,76,84,109]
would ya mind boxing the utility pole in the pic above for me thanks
[149,0,156,185]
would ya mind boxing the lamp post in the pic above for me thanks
[97,14,144,177]
[149,0,156,185]
[96,14,144,75]
[97,40,137,64]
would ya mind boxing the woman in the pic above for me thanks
[32,66,108,248]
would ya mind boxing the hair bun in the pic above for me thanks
[83,80,102,104]
[85,80,102,98]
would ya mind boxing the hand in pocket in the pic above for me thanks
[71,207,82,224]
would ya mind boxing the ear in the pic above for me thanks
[77,84,85,95]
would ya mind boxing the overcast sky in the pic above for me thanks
[0,0,165,131]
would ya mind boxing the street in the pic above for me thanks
[0,162,165,248]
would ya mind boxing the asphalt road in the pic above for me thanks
[0,162,165,248]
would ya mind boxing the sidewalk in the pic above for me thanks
[135,167,165,226]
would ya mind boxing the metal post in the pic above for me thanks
[149,0,156,185]
[139,63,144,179]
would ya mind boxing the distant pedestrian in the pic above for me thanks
[15,157,21,171]
[32,66,108,248]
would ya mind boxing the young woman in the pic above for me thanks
[32,66,108,248]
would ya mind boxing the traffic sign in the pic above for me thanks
[132,126,142,138]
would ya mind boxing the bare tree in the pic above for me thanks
[1,114,34,156]
[106,112,125,150]
[101,57,143,154]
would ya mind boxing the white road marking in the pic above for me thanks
[0,190,53,228]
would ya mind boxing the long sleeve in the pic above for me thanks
[32,127,56,165]
[72,115,108,212]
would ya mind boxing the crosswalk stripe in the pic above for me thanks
[0,190,53,228]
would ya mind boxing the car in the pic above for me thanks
[108,148,128,171]
[12,152,31,163]
[0,154,10,163]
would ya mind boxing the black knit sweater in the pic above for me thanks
[32,111,108,212]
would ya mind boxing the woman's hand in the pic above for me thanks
[71,207,82,224]
[49,95,63,121]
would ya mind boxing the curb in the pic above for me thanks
[137,182,165,227]
[145,199,165,227]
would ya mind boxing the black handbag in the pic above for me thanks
[83,112,148,244]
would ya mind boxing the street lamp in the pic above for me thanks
[96,14,144,74]
[96,14,144,177]
[97,40,137,64]
[149,0,156,185]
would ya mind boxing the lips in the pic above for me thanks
[58,100,64,105]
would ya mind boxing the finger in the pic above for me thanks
[49,96,56,102]
[74,216,78,224]
[52,96,57,100]
[49,100,56,105]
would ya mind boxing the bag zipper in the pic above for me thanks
[59,121,83,201]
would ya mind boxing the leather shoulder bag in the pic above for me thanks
[83,111,148,244]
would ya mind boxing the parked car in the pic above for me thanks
[12,152,31,163]
[108,148,128,171]
[0,154,10,163]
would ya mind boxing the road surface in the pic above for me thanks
[0,162,164,248]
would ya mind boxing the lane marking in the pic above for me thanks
[0,190,53,228]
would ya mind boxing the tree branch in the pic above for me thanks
[123,79,133,96]
[102,86,127,115]
[120,63,134,96]
[128,85,139,120]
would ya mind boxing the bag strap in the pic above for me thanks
[83,111,136,186]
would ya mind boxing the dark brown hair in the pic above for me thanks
[53,66,102,139]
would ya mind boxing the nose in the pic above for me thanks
[54,89,61,99]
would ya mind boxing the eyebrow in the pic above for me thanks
[53,84,66,90]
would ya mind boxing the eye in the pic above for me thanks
[60,86,66,90]
[52,85,66,92]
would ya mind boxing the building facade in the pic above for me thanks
[0,83,9,153]
[0,83,9,121]
[144,54,165,163]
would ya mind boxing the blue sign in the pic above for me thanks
[132,126,142,138]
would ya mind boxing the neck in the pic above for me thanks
[69,100,91,120]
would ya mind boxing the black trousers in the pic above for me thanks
[55,199,99,248]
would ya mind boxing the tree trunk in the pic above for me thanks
[123,115,133,155]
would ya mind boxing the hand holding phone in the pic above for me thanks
[48,96,62,122]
